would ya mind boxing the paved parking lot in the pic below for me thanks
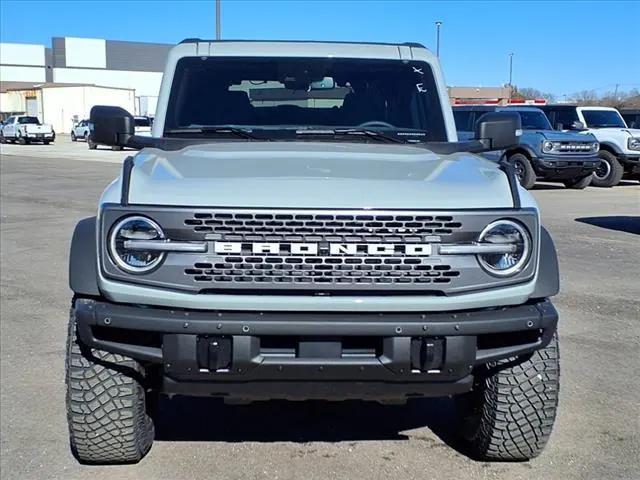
[1,142,639,480]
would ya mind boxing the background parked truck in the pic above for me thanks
[0,115,55,144]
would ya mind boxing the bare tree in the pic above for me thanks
[511,86,556,103]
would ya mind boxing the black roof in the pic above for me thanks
[538,104,578,110]
[178,38,426,48]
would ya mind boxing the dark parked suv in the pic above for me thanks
[454,106,599,189]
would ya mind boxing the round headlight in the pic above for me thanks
[477,220,531,277]
[542,141,555,153]
[108,216,165,273]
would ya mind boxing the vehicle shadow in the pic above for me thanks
[575,216,640,235]
[153,395,465,450]
[531,183,566,190]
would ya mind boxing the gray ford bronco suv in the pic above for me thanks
[67,40,560,464]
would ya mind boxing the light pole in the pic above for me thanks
[508,53,514,98]
[216,0,221,40]
[435,21,442,57]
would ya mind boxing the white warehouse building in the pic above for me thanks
[0,37,172,133]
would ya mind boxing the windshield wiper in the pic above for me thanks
[296,128,405,144]
[165,126,259,140]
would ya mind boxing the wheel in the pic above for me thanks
[71,132,77,141]
[457,332,560,461]
[111,145,123,151]
[563,174,592,189]
[88,140,97,150]
[66,306,154,464]
[592,150,623,187]
[43,140,51,145]
[17,135,27,145]
[509,153,536,189]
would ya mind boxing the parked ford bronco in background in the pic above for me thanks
[0,115,55,144]
[540,105,640,185]
[454,105,599,189]
[69,40,560,464]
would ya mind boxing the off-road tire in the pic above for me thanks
[563,174,592,189]
[65,308,154,464]
[458,332,560,461]
[509,153,536,189]
[592,150,623,187]
[71,132,77,141]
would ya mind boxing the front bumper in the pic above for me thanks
[531,155,599,179]
[74,298,558,400]
[24,132,54,140]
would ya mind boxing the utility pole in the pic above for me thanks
[216,0,221,40]
[435,21,443,57]
[508,53,514,98]
[614,83,620,100]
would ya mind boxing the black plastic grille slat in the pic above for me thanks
[184,211,463,241]
[185,255,459,285]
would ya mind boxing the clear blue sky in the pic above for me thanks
[1,0,638,97]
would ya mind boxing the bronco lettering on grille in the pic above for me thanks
[213,242,433,256]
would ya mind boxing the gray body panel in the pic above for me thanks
[126,142,515,209]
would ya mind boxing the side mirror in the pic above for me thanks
[474,112,521,151]
[89,106,134,147]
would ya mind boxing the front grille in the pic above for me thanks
[185,256,460,286]
[184,212,463,241]
[555,142,594,153]
[100,206,539,294]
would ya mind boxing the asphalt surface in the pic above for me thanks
[1,142,639,479]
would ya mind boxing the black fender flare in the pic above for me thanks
[531,226,560,299]
[598,141,623,156]
[505,144,538,161]
[69,216,100,296]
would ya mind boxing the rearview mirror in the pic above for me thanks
[89,105,134,147]
[310,77,335,90]
[474,112,521,151]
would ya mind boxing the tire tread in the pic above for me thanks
[65,308,154,464]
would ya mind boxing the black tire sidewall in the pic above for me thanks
[509,153,536,189]
[592,150,623,187]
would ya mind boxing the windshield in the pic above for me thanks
[164,57,447,142]
[18,116,40,125]
[513,110,552,130]
[581,109,626,128]
[134,117,151,127]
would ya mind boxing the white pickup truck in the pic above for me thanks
[0,115,55,144]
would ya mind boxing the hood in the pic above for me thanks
[533,130,596,142]
[126,142,515,209]
[590,127,640,136]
